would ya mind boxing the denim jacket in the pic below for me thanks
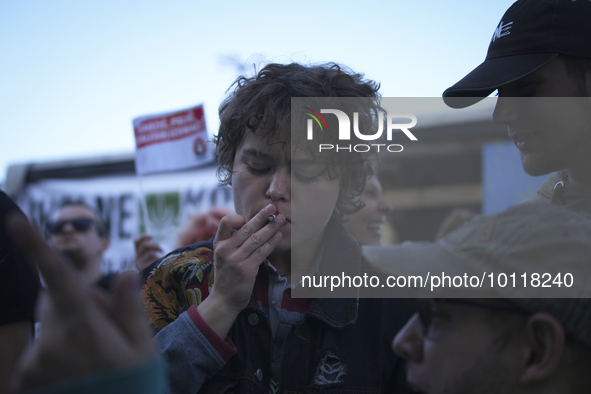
[142,220,415,394]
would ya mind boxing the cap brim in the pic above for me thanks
[363,242,464,276]
[362,242,495,297]
[442,53,558,108]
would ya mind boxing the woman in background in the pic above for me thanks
[344,176,392,245]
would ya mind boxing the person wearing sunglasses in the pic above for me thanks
[363,203,591,393]
[47,202,110,285]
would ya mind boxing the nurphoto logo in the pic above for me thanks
[303,107,418,153]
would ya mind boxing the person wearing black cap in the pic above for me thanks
[443,0,591,212]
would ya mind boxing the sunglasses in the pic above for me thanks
[418,298,526,335]
[47,218,103,235]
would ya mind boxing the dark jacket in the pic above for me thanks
[142,220,415,393]
[524,170,591,212]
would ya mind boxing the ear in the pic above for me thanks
[519,313,565,383]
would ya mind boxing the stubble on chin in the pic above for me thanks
[439,362,515,394]
[55,247,87,271]
[521,153,565,177]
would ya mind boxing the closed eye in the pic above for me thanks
[246,164,272,175]
[292,163,326,183]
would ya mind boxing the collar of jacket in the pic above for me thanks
[245,218,361,329]
[538,170,591,211]
[302,218,361,329]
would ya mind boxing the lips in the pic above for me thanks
[276,213,291,225]
[55,235,77,242]
[367,222,384,231]
[509,131,539,151]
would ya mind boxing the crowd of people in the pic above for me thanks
[2,0,591,393]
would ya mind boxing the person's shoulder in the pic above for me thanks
[521,171,591,212]
[141,240,215,331]
[0,191,40,325]
[141,240,214,279]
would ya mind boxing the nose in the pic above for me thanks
[60,221,76,234]
[377,194,393,215]
[266,167,290,201]
[392,314,424,362]
[492,96,519,126]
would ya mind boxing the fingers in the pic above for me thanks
[215,204,277,243]
[111,271,157,356]
[234,204,285,257]
[232,204,278,244]
[137,241,163,257]
[134,234,152,248]
[134,253,161,271]
[134,234,163,270]
[138,243,163,256]
[252,230,283,262]
[6,213,87,312]
[134,235,162,254]
[214,214,247,245]
[214,204,286,264]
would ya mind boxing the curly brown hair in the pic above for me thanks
[215,62,382,219]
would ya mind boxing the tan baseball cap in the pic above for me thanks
[363,202,591,347]
[364,203,591,298]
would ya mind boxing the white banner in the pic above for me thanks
[133,104,215,175]
[15,167,233,273]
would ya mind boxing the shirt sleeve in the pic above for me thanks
[186,305,237,361]
[153,308,236,394]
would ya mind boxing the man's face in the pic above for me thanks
[344,176,392,245]
[231,130,340,252]
[392,300,522,394]
[48,205,109,269]
[493,57,591,176]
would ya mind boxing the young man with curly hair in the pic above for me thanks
[141,63,414,393]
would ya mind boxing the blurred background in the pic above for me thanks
[1,0,517,179]
[2,0,547,270]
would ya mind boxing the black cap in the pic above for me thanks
[443,0,591,108]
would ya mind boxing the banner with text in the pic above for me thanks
[133,104,214,174]
[15,167,232,273]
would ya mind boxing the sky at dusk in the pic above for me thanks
[1,0,517,182]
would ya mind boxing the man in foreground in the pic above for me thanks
[141,63,414,393]
[4,212,165,394]
[443,0,591,211]
[364,203,591,393]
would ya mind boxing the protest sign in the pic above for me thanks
[133,104,214,175]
